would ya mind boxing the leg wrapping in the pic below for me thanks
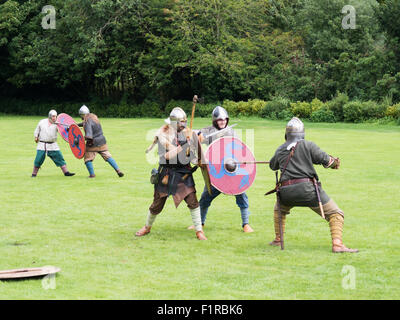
[328,213,344,242]
[273,210,286,241]
[190,207,203,232]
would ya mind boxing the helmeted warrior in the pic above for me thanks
[199,106,234,145]
[77,105,124,178]
[136,107,207,240]
[268,117,358,253]
[188,106,254,233]
[32,110,75,177]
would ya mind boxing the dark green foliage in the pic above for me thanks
[310,108,337,123]
[343,100,386,122]
[290,101,312,119]
[1,96,392,125]
[361,100,386,120]
[326,92,349,122]
[343,101,364,122]
[0,0,399,112]
[260,97,291,119]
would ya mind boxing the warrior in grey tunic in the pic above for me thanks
[78,105,124,178]
[268,117,358,253]
[269,139,331,207]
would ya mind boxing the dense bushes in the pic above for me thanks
[0,98,164,118]
[223,99,266,117]
[386,103,400,118]
[325,92,349,122]
[343,100,387,123]
[165,100,219,118]
[310,108,336,123]
[260,97,292,120]
[1,95,399,125]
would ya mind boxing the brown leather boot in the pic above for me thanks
[269,210,285,246]
[196,230,207,240]
[269,238,281,246]
[135,225,151,237]
[332,239,358,253]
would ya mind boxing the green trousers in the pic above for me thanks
[34,150,66,168]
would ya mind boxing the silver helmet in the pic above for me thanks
[212,106,229,129]
[79,105,90,116]
[285,117,305,143]
[165,107,187,131]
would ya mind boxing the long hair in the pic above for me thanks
[83,113,100,124]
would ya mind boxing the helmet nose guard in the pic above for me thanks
[212,106,229,128]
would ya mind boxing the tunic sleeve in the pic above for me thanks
[309,141,330,166]
[84,120,93,139]
[269,150,280,171]
[34,121,41,138]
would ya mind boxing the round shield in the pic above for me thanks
[68,124,85,159]
[205,136,256,195]
[0,266,61,280]
[57,113,76,142]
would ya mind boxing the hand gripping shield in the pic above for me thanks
[185,130,212,195]
[205,136,256,195]
[195,133,212,196]
[57,113,76,142]
[68,124,85,159]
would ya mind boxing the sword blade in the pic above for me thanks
[204,123,237,139]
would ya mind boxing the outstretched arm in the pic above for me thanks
[323,156,340,169]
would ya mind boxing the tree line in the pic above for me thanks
[0,0,399,114]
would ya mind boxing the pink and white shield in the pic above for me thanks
[205,137,256,195]
[57,113,76,142]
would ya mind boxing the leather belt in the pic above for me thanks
[40,141,55,144]
[280,178,313,186]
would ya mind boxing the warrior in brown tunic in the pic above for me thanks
[136,107,207,240]
[268,117,358,253]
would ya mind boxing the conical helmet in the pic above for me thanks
[285,117,305,143]
[212,106,229,128]
[165,107,187,130]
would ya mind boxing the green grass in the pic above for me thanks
[0,116,399,299]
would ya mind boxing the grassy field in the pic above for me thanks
[0,115,399,300]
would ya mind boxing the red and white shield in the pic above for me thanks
[68,124,85,159]
[205,137,256,195]
[57,113,76,142]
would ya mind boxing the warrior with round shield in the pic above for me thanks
[77,105,124,178]
[188,106,254,233]
[136,107,207,240]
[267,117,358,253]
[32,110,75,177]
